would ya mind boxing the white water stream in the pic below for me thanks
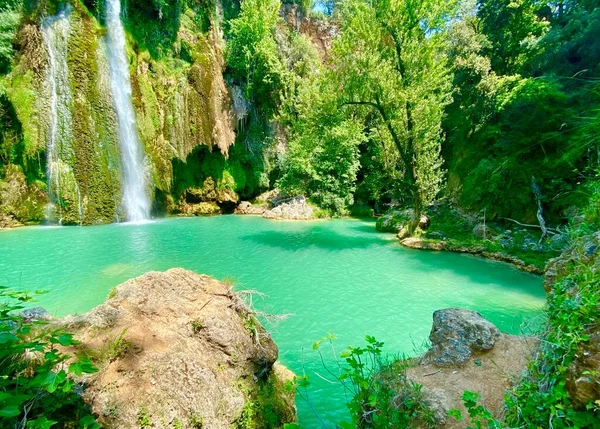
[105,0,151,221]
[41,6,83,225]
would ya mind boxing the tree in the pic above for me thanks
[0,1,21,75]
[477,0,548,75]
[226,0,289,115]
[331,0,457,233]
[278,73,365,213]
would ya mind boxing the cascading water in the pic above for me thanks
[104,0,151,222]
[41,6,83,225]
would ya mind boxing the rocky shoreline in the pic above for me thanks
[400,236,544,275]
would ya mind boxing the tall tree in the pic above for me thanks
[332,0,457,232]
[226,0,288,115]
[477,0,548,75]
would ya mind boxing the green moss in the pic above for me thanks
[4,71,41,157]
[67,8,121,224]
[235,371,295,429]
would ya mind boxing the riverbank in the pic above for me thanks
[400,236,544,275]
[376,204,566,274]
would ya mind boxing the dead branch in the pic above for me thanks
[501,218,559,235]
[531,176,549,244]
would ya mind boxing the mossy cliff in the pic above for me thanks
[0,0,239,225]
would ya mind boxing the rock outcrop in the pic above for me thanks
[262,195,315,220]
[408,309,537,428]
[235,201,267,215]
[63,269,295,429]
[235,190,317,220]
[422,308,501,367]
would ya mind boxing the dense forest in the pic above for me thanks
[1,0,599,230]
[1,0,600,427]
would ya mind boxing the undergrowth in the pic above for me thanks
[0,287,99,428]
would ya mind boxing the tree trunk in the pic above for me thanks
[531,176,548,244]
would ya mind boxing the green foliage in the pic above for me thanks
[226,0,289,115]
[477,0,548,75]
[107,328,131,361]
[449,390,505,429]
[505,218,600,426]
[121,0,215,59]
[278,73,364,213]
[304,335,435,428]
[0,287,99,428]
[236,372,295,429]
[0,1,21,74]
[191,319,204,334]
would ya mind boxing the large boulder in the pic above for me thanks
[63,269,295,429]
[407,309,536,427]
[423,308,501,367]
[263,195,315,220]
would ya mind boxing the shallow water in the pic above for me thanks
[0,216,545,426]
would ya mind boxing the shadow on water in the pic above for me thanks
[240,228,386,251]
[395,245,546,297]
[347,222,381,235]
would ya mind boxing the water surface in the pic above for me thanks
[0,216,545,426]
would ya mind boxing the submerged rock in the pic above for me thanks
[63,269,295,429]
[20,307,54,322]
[423,308,501,367]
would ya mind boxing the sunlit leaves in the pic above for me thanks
[0,288,99,427]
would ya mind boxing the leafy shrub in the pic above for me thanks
[449,390,504,429]
[297,335,435,428]
[0,1,21,74]
[226,0,289,115]
[0,287,99,428]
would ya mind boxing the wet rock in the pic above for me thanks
[423,308,501,367]
[65,269,295,429]
[584,242,598,256]
[377,208,428,233]
[182,177,238,213]
[179,201,221,216]
[500,237,514,249]
[0,213,22,229]
[20,307,53,322]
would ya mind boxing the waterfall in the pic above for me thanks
[104,0,151,222]
[41,6,83,225]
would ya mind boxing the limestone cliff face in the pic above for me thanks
[0,0,235,225]
[63,268,296,429]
